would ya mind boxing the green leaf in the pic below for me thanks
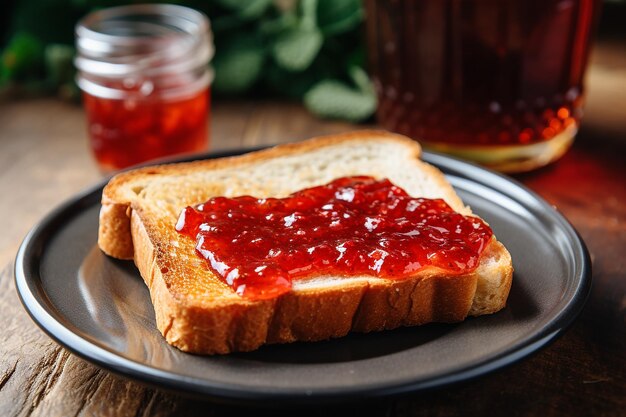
[259,13,298,35]
[317,0,363,36]
[216,0,273,20]
[45,44,75,86]
[265,51,342,98]
[304,78,377,122]
[213,37,266,94]
[1,32,44,82]
[299,0,318,30]
[272,27,323,72]
[349,66,374,94]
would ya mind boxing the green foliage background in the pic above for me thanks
[0,0,376,122]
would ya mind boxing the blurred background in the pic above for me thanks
[0,0,623,125]
[0,0,375,122]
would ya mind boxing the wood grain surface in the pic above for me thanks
[0,44,624,416]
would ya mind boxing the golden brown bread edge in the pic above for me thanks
[99,131,513,354]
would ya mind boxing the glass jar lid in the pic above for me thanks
[75,4,213,100]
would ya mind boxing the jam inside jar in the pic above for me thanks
[176,176,494,300]
[83,87,210,170]
[75,4,214,171]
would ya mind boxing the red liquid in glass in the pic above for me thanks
[365,0,601,146]
[83,88,209,170]
[176,176,493,300]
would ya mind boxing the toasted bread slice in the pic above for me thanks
[99,131,513,354]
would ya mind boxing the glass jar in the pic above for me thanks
[75,4,213,171]
[364,0,601,173]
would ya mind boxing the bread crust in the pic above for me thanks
[99,131,513,354]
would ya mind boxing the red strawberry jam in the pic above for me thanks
[176,176,493,300]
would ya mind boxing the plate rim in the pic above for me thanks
[14,148,592,404]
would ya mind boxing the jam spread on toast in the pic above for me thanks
[176,176,493,300]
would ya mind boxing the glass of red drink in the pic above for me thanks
[75,5,213,171]
[364,0,602,172]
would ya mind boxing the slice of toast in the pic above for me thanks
[99,131,513,354]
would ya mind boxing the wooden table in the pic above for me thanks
[0,47,624,416]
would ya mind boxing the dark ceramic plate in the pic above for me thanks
[14,149,590,405]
